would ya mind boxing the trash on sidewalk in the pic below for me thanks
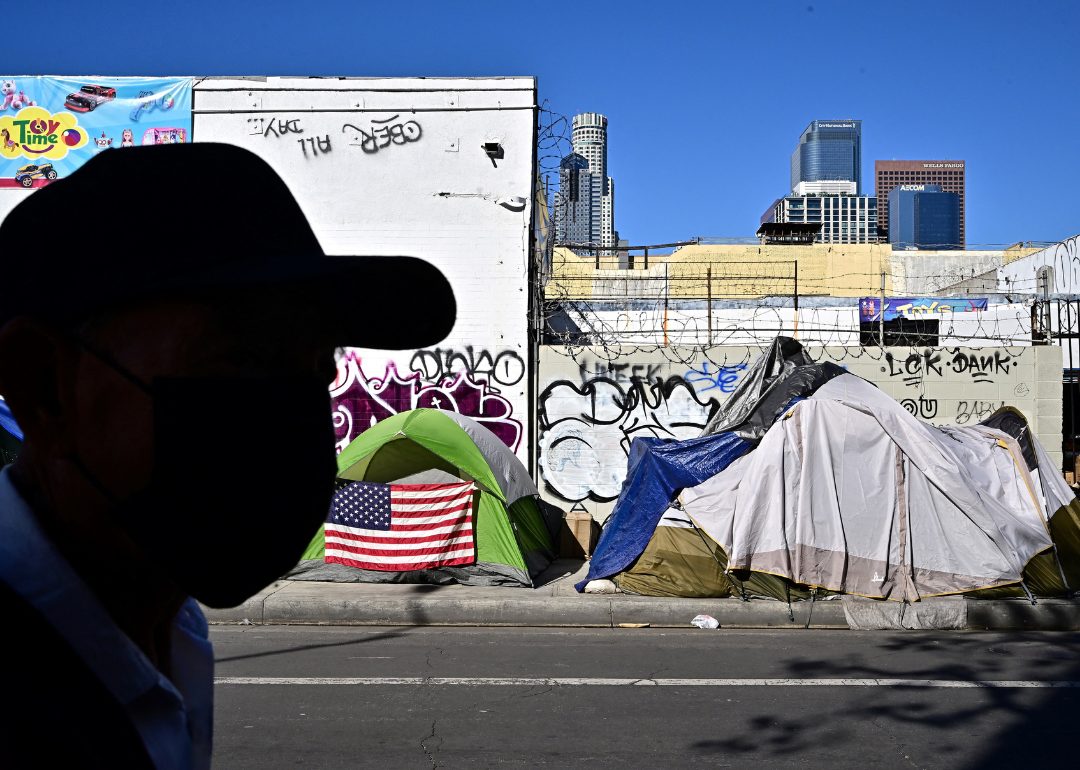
[584,579,617,594]
[691,614,720,629]
[618,623,650,628]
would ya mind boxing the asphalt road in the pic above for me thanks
[210,626,1080,769]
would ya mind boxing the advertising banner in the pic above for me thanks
[0,77,191,189]
[859,297,989,323]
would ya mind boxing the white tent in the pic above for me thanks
[682,374,1076,601]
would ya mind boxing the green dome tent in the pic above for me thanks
[287,409,556,587]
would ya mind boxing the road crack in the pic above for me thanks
[421,718,441,768]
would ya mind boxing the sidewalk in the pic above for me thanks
[202,560,1080,631]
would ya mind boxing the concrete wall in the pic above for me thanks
[192,77,537,460]
[538,344,1062,520]
[890,247,1038,296]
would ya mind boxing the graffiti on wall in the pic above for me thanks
[331,350,522,453]
[342,114,422,155]
[409,347,525,391]
[882,349,1018,386]
[298,135,331,157]
[537,368,719,503]
[536,343,1052,509]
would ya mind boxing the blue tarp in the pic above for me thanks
[0,400,22,441]
[575,431,749,591]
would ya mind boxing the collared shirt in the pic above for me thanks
[0,467,214,770]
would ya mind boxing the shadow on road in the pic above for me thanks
[214,630,408,663]
[688,632,1080,768]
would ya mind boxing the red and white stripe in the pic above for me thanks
[325,482,476,571]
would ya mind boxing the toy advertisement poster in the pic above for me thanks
[860,297,989,323]
[0,76,191,189]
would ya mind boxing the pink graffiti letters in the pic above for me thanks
[330,352,521,452]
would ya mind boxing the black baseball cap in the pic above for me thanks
[0,143,455,349]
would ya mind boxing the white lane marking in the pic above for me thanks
[214,677,1080,688]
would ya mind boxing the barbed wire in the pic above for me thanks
[537,246,1059,361]
[531,114,1071,363]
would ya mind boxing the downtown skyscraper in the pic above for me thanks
[555,112,617,254]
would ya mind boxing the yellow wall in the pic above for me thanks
[545,242,1041,301]
[546,243,895,299]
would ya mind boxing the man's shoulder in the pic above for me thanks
[0,577,156,769]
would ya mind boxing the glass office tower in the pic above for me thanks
[790,120,862,195]
[887,184,961,250]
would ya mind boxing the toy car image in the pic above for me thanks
[15,163,57,188]
[64,84,117,112]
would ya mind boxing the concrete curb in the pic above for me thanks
[202,582,846,629]
[200,581,1080,630]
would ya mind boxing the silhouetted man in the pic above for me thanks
[0,144,454,768]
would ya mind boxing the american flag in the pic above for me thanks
[324,481,476,571]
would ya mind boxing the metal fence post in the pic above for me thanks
[707,265,712,346]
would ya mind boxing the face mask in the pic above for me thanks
[71,345,338,608]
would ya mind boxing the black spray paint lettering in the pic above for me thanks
[409,347,525,391]
[297,135,332,157]
[885,350,942,386]
[537,375,720,503]
[955,400,1005,425]
[342,115,422,155]
[949,351,1014,383]
[577,361,664,386]
[900,396,939,419]
[262,118,303,138]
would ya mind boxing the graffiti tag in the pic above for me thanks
[684,362,747,394]
[537,375,719,503]
[409,347,525,392]
[331,353,521,452]
[298,135,331,157]
[955,400,1005,425]
[900,396,939,420]
[948,351,1014,384]
[885,348,1014,385]
[342,114,422,155]
[253,117,303,138]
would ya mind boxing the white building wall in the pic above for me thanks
[1000,234,1080,295]
[193,77,537,461]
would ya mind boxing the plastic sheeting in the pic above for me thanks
[575,431,749,591]
[700,337,844,441]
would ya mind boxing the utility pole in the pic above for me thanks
[793,261,799,341]
[706,265,712,346]
[879,270,886,348]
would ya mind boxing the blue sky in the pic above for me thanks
[15,0,1079,246]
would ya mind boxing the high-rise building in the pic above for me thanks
[875,160,965,245]
[887,184,961,250]
[762,193,878,244]
[790,120,862,195]
[554,113,616,254]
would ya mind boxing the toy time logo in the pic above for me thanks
[0,106,87,160]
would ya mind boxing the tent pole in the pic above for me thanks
[804,588,816,629]
[1020,580,1038,605]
